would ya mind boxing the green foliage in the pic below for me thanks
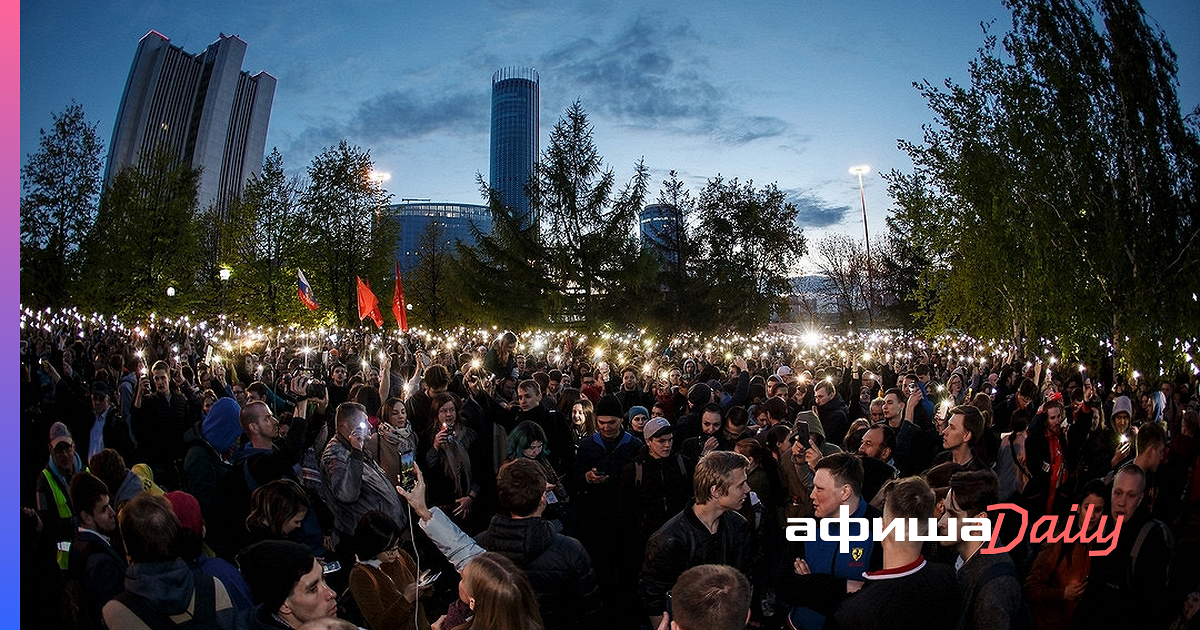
[80,144,203,317]
[408,220,459,329]
[692,176,807,333]
[20,101,104,307]
[457,101,655,329]
[887,0,1200,375]
[300,141,397,327]
[220,148,310,325]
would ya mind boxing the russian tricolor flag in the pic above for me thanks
[297,268,319,311]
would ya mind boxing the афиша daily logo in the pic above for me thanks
[785,503,1122,556]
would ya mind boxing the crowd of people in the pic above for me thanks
[19,318,1200,630]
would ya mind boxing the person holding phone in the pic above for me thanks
[348,511,432,630]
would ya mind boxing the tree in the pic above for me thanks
[692,176,807,333]
[813,234,869,327]
[648,171,706,328]
[887,0,1199,374]
[408,221,457,329]
[458,101,656,329]
[220,148,309,325]
[300,141,396,326]
[80,144,203,317]
[20,101,104,307]
[528,101,655,326]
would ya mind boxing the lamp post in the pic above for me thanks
[218,267,231,320]
[849,165,874,330]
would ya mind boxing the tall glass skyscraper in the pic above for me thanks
[489,67,539,227]
[640,203,683,266]
[105,31,275,219]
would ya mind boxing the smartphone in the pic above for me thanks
[398,451,417,491]
[322,560,342,574]
[793,420,811,448]
[417,570,441,587]
[665,590,673,622]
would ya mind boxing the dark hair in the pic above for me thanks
[948,470,1000,518]
[336,401,368,429]
[423,364,451,390]
[518,379,541,396]
[701,403,723,417]
[949,405,984,446]
[884,387,905,402]
[352,510,400,560]
[555,387,582,418]
[1016,377,1037,400]
[814,452,864,497]
[353,386,382,419]
[760,397,787,422]
[1136,420,1166,452]
[867,423,897,455]
[87,448,127,501]
[671,564,751,630]
[246,479,310,537]
[121,493,180,563]
[815,380,836,397]
[69,471,110,519]
[506,421,550,462]
[725,406,749,429]
[497,458,548,517]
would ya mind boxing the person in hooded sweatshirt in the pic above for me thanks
[182,397,243,517]
[102,493,238,629]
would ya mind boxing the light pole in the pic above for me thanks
[849,165,874,330]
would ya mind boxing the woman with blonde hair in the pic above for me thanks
[438,552,543,630]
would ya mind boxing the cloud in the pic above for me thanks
[538,16,788,145]
[786,189,851,228]
[282,88,488,159]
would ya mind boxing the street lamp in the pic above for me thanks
[849,165,874,330]
[219,267,231,319]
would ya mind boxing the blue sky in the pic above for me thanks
[21,0,1200,267]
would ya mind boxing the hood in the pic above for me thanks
[124,559,196,614]
[480,515,556,565]
[203,397,243,453]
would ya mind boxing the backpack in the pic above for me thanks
[972,560,1035,630]
[112,571,217,629]
[1128,518,1174,589]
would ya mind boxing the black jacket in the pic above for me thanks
[816,394,850,448]
[618,448,695,541]
[475,515,602,630]
[639,504,751,616]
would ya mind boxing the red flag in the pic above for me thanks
[356,277,384,328]
[392,262,409,332]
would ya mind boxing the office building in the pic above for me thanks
[489,67,539,226]
[105,30,276,218]
[639,203,683,266]
[389,202,493,272]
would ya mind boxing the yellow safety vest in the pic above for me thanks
[42,468,73,570]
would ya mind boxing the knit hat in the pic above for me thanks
[627,406,649,424]
[49,422,74,449]
[595,394,624,419]
[164,491,204,536]
[202,397,243,453]
[238,540,315,612]
[776,365,793,378]
[1112,395,1133,418]
[644,417,673,439]
[687,383,712,408]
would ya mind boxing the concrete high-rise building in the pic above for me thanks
[389,201,493,273]
[489,67,539,226]
[105,30,276,218]
[639,203,683,266]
